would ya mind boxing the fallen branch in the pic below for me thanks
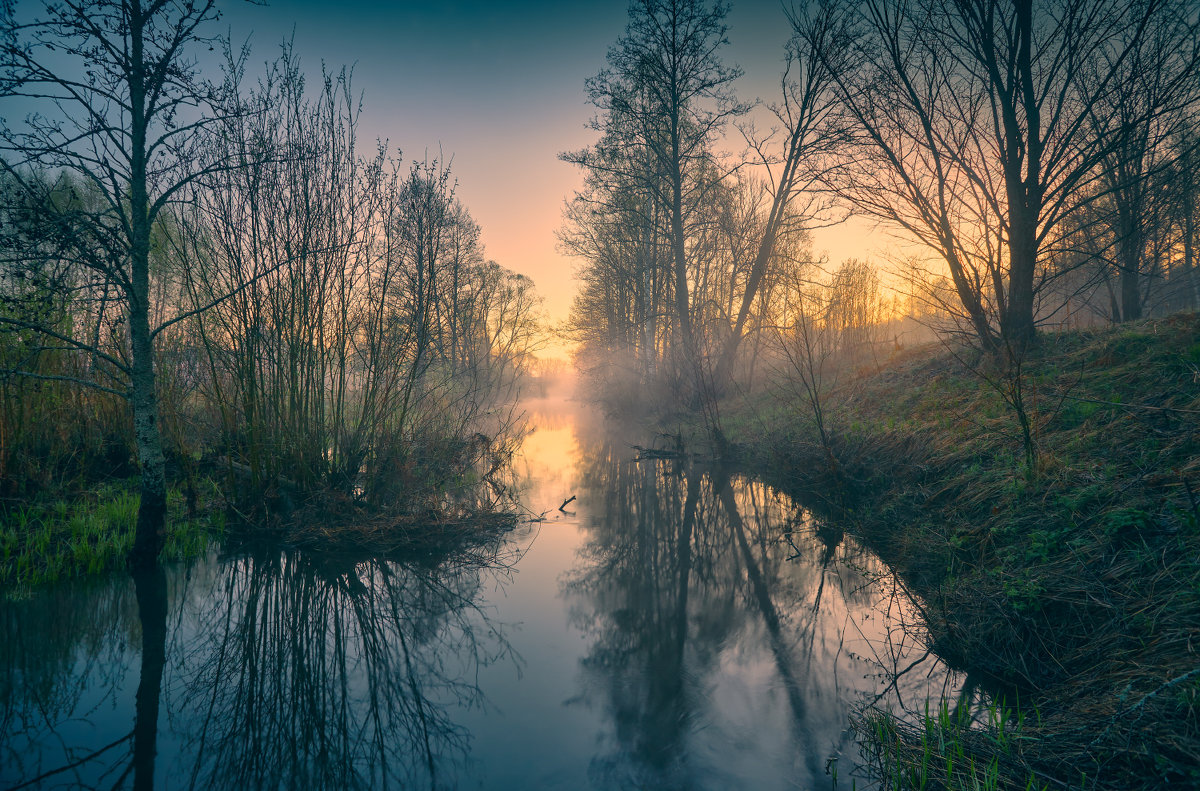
[631,444,686,460]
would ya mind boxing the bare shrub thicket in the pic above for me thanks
[166,54,542,515]
[0,37,542,528]
[770,257,887,471]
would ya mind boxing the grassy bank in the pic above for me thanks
[0,479,225,595]
[712,314,1200,789]
[0,444,521,596]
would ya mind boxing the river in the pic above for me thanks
[1,396,959,790]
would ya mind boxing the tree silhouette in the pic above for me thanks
[0,0,246,567]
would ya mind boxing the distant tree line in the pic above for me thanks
[0,0,542,566]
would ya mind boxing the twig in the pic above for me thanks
[6,731,133,790]
[1089,666,1200,748]
[1058,393,1200,416]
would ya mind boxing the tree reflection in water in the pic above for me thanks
[172,547,518,790]
[132,566,167,791]
[1,542,519,790]
[563,427,953,790]
[1,576,139,789]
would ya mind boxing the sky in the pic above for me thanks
[4,0,882,349]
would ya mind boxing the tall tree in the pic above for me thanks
[563,0,745,390]
[0,0,238,568]
[1090,5,1200,321]
[712,2,845,388]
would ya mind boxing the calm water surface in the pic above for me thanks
[1,399,959,789]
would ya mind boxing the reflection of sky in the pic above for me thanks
[548,410,958,789]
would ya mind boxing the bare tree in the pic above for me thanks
[0,0,245,567]
[816,0,1199,349]
[711,1,845,389]
[171,51,541,515]
[1170,131,1200,310]
[563,0,745,396]
[1089,9,1200,321]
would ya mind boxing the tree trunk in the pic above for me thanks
[1002,0,1040,350]
[668,125,706,408]
[1006,217,1038,347]
[131,564,168,791]
[1119,221,1143,321]
[130,305,167,567]
[943,247,997,349]
[713,202,782,390]
[669,162,698,375]
[127,0,167,570]
[1186,202,1198,309]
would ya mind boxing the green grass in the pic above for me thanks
[0,478,225,593]
[863,699,1051,791]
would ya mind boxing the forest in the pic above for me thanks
[2,0,1200,789]
[563,0,1200,412]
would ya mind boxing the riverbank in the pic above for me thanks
[701,314,1200,789]
[0,445,521,596]
[0,479,224,595]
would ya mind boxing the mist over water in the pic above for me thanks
[1,397,959,790]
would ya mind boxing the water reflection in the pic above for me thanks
[563,416,953,789]
[1,576,138,789]
[177,548,521,789]
[2,545,517,790]
[1,404,958,790]
[133,567,167,791]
